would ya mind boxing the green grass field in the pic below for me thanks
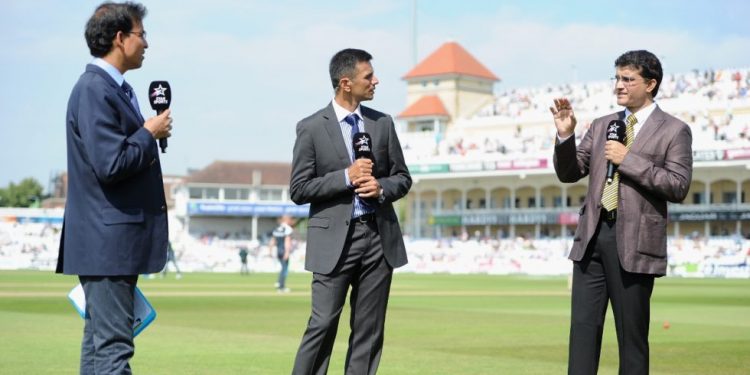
[1,271,748,374]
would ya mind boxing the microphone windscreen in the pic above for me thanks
[353,132,373,159]
[605,120,626,143]
[148,81,171,111]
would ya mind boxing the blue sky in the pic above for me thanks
[1,0,748,191]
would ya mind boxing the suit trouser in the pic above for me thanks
[292,218,393,375]
[568,218,655,375]
[79,275,138,375]
[277,256,290,289]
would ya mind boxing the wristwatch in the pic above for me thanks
[378,187,386,204]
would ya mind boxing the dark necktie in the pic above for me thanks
[344,113,373,214]
[121,81,142,119]
[344,113,361,160]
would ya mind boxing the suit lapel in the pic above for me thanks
[119,85,144,124]
[86,64,144,124]
[122,88,144,123]
[361,107,380,147]
[630,106,665,154]
[321,104,352,165]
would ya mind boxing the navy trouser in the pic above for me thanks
[79,275,138,375]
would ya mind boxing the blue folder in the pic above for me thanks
[67,284,156,337]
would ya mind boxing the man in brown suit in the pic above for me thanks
[551,50,693,374]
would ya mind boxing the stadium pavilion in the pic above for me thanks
[138,42,749,243]
[397,42,750,241]
[172,161,307,242]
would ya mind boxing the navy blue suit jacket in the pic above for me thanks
[56,64,168,276]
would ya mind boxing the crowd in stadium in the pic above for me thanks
[481,67,750,119]
[2,68,749,277]
[402,67,750,161]
[0,222,59,270]
[2,220,747,278]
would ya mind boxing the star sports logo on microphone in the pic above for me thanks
[607,123,620,140]
[150,84,169,105]
[354,135,370,152]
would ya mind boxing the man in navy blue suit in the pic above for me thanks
[56,2,172,373]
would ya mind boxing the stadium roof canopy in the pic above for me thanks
[398,95,450,118]
[185,161,291,186]
[403,41,499,81]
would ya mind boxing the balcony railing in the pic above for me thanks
[428,203,750,217]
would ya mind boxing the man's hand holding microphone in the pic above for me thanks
[144,109,172,140]
[145,81,172,153]
[348,132,382,199]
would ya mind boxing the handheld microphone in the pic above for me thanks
[353,132,373,160]
[353,132,376,205]
[605,119,626,184]
[148,81,171,153]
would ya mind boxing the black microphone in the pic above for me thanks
[148,81,171,153]
[605,119,626,184]
[353,132,377,205]
[353,132,373,160]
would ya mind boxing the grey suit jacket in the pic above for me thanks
[554,106,693,276]
[290,103,412,274]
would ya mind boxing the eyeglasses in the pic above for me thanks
[611,75,646,86]
[127,30,147,40]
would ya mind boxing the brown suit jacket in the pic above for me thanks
[554,106,693,276]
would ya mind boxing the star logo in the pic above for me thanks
[151,84,168,97]
[354,135,369,147]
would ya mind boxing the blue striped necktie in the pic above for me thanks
[344,113,373,215]
[344,113,361,161]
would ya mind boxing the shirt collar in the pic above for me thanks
[331,99,362,123]
[625,101,657,126]
[92,58,125,87]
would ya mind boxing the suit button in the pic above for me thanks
[161,205,166,211]
[150,158,156,166]
[345,220,350,226]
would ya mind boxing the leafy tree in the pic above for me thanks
[0,178,44,207]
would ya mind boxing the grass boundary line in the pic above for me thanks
[0,290,571,298]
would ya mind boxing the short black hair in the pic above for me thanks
[85,1,147,57]
[614,50,663,98]
[329,48,373,90]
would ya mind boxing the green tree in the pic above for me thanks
[0,178,44,207]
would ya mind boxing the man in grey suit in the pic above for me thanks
[57,2,172,373]
[551,50,692,374]
[290,48,412,374]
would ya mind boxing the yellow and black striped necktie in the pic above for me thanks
[601,114,637,211]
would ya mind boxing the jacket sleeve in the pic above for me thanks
[76,81,157,185]
[553,124,593,183]
[289,121,351,205]
[618,124,693,203]
[376,116,412,204]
